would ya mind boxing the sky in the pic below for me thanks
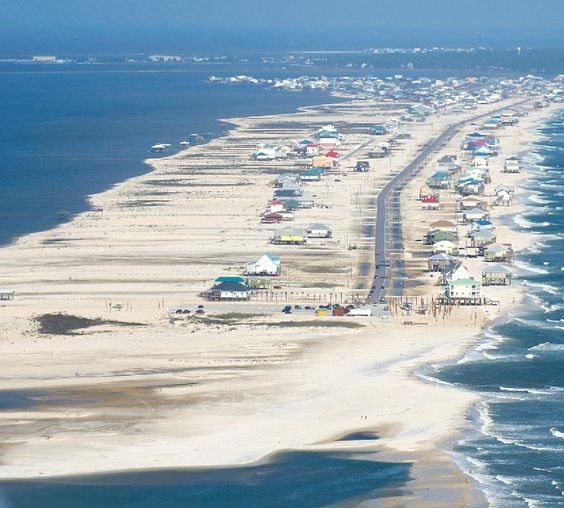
[2,0,564,55]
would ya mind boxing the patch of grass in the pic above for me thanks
[35,313,145,335]
[185,313,259,326]
[300,265,350,274]
[263,320,364,329]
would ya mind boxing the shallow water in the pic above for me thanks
[0,63,333,246]
[0,450,411,508]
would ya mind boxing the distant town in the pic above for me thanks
[3,46,564,75]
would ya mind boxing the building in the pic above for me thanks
[484,244,514,263]
[427,253,456,272]
[422,196,440,210]
[261,212,283,224]
[482,264,512,286]
[274,174,300,188]
[427,171,450,189]
[0,290,15,301]
[272,228,307,245]
[462,207,489,223]
[458,197,487,210]
[306,223,332,238]
[429,220,457,232]
[432,240,458,255]
[32,56,57,63]
[246,254,281,276]
[444,278,483,304]
[442,263,471,284]
[469,229,497,248]
[299,169,323,182]
[371,125,388,135]
[312,155,334,169]
[206,281,251,301]
[419,184,436,200]
[503,157,521,173]
[427,230,457,245]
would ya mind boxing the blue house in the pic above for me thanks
[371,125,387,135]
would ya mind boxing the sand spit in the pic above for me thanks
[0,96,559,505]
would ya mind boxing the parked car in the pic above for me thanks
[282,305,292,313]
[195,309,205,315]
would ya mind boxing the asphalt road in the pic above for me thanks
[367,102,529,305]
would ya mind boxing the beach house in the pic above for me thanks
[306,223,332,238]
[462,207,489,223]
[432,240,459,255]
[429,220,457,232]
[421,196,440,210]
[469,229,497,248]
[419,184,437,200]
[458,196,487,211]
[274,174,300,188]
[443,263,471,283]
[272,228,307,245]
[299,168,323,182]
[0,290,15,301]
[312,155,334,169]
[261,213,284,224]
[427,229,457,245]
[482,264,512,286]
[206,281,251,301]
[503,157,521,173]
[501,110,519,126]
[427,171,450,189]
[444,278,483,304]
[427,253,456,272]
[484,244,514,263]
[245,254,281,276]
[371,124,388,135]
[494,189,512,206]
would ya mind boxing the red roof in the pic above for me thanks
[422,196,439,203]
[325,150,340,158]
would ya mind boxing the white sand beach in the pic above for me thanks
[0,93,560,504]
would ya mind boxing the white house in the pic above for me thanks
[445,264,470,282]
[463,207,489,223]
[306,223,332,238]
[445,278,482,301]
[432,240,459,255]
[207,282,251,301]
[245,254,281,276]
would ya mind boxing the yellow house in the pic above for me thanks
[312,155,334,169]
[273,227,307,245]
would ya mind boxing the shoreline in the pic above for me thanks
[411,103,564,505]
[0,93,560,505]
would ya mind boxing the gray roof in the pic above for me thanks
[482,264,511,274]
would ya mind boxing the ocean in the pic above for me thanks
[0,63,334,246]
[433,110,564,507]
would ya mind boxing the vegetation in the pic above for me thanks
[34,313,145,335]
